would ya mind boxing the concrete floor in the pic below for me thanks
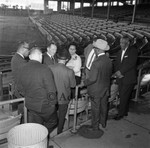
[48,112,150,148]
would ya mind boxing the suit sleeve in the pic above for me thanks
[84,61,98,86]
[120,46,138,75]
[43,67,57,105]
[114,50,121,72]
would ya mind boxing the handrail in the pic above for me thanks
[0,98,27,123]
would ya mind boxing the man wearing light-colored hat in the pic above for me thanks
[84,39,110,79]
[80,39,112,136]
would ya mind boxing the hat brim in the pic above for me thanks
[104,45,110,51]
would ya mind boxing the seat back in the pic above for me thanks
[68,98,89,115]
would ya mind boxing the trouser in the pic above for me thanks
[90,88,109,130]
[28,104,58,134]
[118,82,135,116]
[71,76,81,99]
[57,104,68,134]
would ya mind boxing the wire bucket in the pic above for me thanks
[7,123,48,148]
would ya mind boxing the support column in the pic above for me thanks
[70,0,75,15]
[81,0,83,16]
[44,0,49,14]
[0,72,3,101]
[131,0,137,23]
[57,0,61,12]
[107,0,111,21]
[91,0,95,19]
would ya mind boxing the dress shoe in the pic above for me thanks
[114,115,124,120]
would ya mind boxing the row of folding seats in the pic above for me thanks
[33,14,150,55]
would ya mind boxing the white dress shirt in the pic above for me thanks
[86,49,96,70]
[66,53,82,77]
[121,47,127,62]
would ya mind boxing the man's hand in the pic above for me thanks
[113,71,124,79]
[78,81,84,88]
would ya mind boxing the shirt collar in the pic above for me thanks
[47,52,52,58]
[97,53,105,57]
[17,52,24,59]
[123,47,128,52]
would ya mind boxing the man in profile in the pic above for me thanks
[11,41,29,97]
[11,41,30,122]
[50,49,76,134]
[43,43,57,66]
[80,39,112,132]
[17,47,58,135]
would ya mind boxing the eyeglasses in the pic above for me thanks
[23,46,29,50]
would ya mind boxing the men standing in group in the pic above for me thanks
[50,49,76,134]
[80,39,112,130]
[17,47,58,134]
[113,35,138,120]
[43,43,57,66]
[11,41,29,97]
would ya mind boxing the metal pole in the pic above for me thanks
[131,0,137,24]
[71,86,79,133]
[0,72,3,101]
[107,0,111,21]
[134,68,142,102]
[81,0,83,16]
[91,0,95,19]
[73,0,75,15]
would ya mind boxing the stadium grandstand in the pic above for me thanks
[0,0,150,148]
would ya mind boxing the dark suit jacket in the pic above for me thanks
[11,53,27,82]
[42,52,57,66]
[84,54,112,97]
[17,60,57,113]
[50,63,76,104]
[115,45,138,84]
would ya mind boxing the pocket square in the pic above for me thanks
[124,55,128,58]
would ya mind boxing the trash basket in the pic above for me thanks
[7,123,48,148]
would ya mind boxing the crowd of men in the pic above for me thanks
[11,35,138,139]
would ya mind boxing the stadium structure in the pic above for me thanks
[0,0,150,148]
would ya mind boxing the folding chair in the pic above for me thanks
[65,86,89,131]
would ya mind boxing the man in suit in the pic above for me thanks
[113,35,138,120]
[11,42,30,122]
[80,39,112,130]
[17,47,58,134]
[50,49,76,134]
[43,43,57,66]
[11,41,29,97]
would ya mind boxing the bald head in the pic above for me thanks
[29,47,42,63]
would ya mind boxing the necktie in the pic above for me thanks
[51,57,55,64]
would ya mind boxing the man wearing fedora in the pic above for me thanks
[80,39,112,130]
[50,49,76,134]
